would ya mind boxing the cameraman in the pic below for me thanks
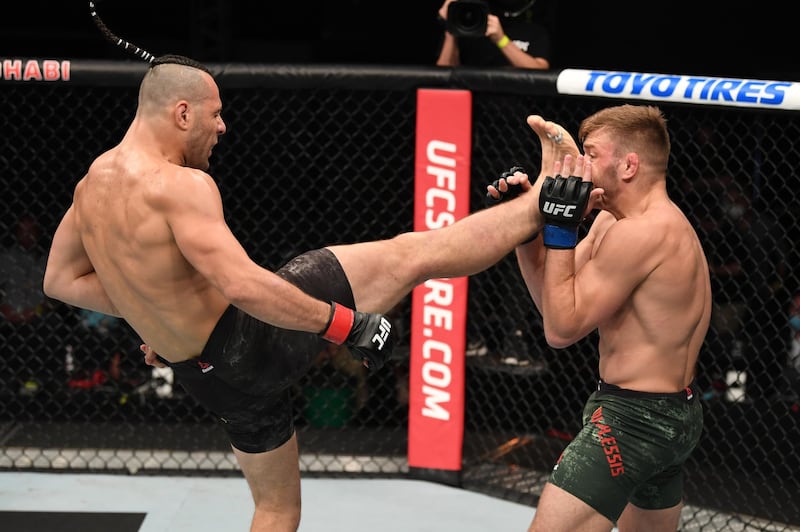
[436,0,551,69]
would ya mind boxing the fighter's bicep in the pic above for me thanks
[573,221,657,324]
[574,211,614,269]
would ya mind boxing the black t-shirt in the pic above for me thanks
[456,17,551,67]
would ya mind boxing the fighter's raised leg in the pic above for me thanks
[330,115,582,316]
[328,188,538,315]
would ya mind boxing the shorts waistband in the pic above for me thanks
[596,379,697,401]
[160,305,238,370]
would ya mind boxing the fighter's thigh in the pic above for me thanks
[617,501,682,532]
[327,235,422,313]
[233,432,301,508]
[548,407,636,522]
[529,482,615,532]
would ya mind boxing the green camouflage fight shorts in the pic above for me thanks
[549,380,703,523]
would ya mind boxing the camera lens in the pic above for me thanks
[455,9,482,31]
[446,1,489,38]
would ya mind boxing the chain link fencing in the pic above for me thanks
[1,63,798,530]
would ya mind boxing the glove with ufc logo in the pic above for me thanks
[320,302,395,372]
[539,175,593,249]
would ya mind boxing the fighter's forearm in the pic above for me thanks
[515,238,546,313]
[540,249,581,348]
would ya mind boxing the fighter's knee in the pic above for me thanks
[387,232,429,279]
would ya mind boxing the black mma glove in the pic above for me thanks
[486,166,539,244]
[320,302,395,372]
[539,175,593,249]
[485,166,527,206]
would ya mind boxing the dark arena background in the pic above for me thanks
[2,0,800,528]
[1,60,799,531]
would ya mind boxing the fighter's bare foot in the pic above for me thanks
[526,115,581,177]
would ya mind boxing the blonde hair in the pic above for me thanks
[579,104,671,171]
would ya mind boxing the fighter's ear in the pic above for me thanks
[621,152,639,181]
[174,101,190,130]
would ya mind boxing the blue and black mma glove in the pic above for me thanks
[539,175,593,249]
[320,302,395,372]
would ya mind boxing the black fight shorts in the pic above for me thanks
[166,248,354,454]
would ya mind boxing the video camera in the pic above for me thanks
[446,0,536,38]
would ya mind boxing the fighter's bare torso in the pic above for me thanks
[74,146,228,362]
[586,204,711,392]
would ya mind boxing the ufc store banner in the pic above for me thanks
[409,89,471,472]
